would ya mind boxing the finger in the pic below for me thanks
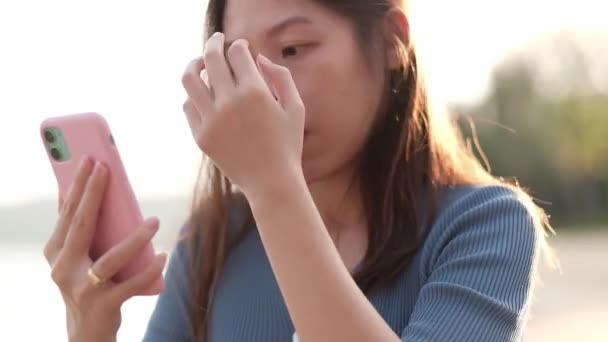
[226,39,266,88]
[181,57,213,115]
[64,161,109,256]
[257,62,279,101]
[256,54,304,114]
[183,99,203,143]
[203,32,234,100]
[45,156,94,263]
[91,218,160,281]
[57,194,64,213]
[110,253,167,302]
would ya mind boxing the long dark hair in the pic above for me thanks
[182,1,551,341]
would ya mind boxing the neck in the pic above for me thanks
[306,165,366,233]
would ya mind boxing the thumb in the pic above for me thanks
[256,54,304,114]
[57,193,64,213]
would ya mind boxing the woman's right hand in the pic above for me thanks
[43,156,167,342]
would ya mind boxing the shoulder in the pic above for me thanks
[434,183,542,236]
[172,192,253,267]
[420,183,544,273]
[401,185,546,340]
[437,183,539,221]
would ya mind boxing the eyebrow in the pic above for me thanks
[224,16,313,48]
[267,16,313,37]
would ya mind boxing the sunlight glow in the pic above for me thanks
[0,0,606,205]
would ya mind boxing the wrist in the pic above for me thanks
[69,334,116,342]
[243,161,307,208]
[69,324,119,342]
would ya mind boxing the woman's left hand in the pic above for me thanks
[181,32,306,199]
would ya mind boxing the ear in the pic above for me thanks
[383,8,410,70]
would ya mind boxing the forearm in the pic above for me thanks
[246,170,400,342]
[70,333,116,342]
[67,310,119,342]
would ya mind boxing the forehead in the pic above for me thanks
[223,0,324,39]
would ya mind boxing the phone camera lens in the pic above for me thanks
[50,148,62,160]
[45,130,55,143]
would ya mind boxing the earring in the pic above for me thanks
[390,66,403,95]
[391,73,400,122]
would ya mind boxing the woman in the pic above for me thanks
[44,0,552,341]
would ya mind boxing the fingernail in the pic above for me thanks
[146,218,160,232]
[257,54,270,64]
[234,38,249,47]
[94,161,107,176]
[79,155,92,171]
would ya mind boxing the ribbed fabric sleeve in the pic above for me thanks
[401,185,540,341]
[142,185,541,342]
[143,238,193,342]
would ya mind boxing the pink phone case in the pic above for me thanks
[40,112,164,295]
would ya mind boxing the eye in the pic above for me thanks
[281,45,300,58]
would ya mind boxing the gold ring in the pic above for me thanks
[87,267,107,288]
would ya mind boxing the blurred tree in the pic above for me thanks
[454,32,608,227]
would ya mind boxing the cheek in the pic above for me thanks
[295,63,383,163]
[290,58,370,123]
[305,64,381,142]
[287,46,384,168]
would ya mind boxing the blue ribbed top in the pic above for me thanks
[143,184,541,341]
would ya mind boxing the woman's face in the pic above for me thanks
[223,0,386,182]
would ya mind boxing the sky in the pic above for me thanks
[0,0,606,205]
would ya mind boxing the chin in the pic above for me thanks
[302,155,347,187]
[301,157,325,185]
[301,159,316,185]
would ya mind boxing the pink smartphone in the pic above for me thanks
[40,112,164,295]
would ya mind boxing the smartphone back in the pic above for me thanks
[40,112,163,295]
